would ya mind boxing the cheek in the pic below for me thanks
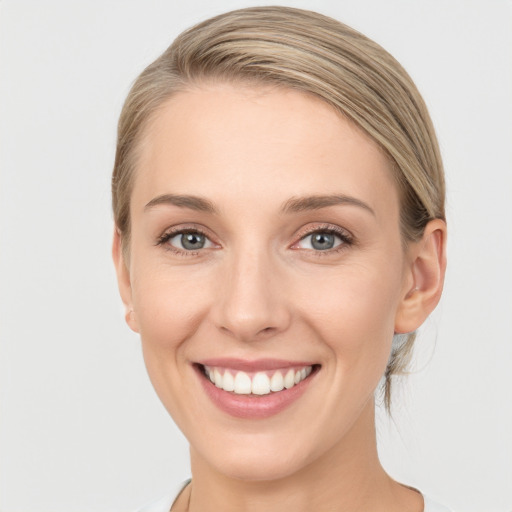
[295,262,402,367]
[132,265,214,348]
[130,265,218,429]
[129,265,215,405]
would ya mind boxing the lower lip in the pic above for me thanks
[195,365,318,419]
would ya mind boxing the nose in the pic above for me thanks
[212,247,292,342]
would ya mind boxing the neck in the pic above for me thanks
[181,400,422,512]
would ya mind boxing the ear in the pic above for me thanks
[394,219,447,334]
[112,227,139,333]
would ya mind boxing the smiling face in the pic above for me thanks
[115,83,417,481]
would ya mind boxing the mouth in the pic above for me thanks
[193,360,320,419]
[200,364,316,395]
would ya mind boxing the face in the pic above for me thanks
[117,84,417,481]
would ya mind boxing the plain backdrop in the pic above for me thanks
[1,1,511,511]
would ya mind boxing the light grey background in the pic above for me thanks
[1,1,511,511]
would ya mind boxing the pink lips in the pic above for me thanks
[194,358,318,419]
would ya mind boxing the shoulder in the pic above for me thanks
[423,494,455,512]
[133,479,191,512]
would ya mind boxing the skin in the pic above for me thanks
[113,84,446,512]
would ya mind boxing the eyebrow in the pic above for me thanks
[144,194,218,214]
[144,193,375,217]
[281,194,375,216]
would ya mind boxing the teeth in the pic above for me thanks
[234,371,252,394]
[203,365,313,395]
[214,369,223,388]
[270,371,284,392]
[222,371,234,392]
[251,372,270,395]
[284,369,295,389]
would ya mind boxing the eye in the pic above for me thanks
[158,229,215,252]
[169,231,214,251]
[295,229,349,251]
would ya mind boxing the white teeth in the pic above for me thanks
[284,369,295,389]
[251,372,270,395]
[214,369,223,388]
[205,366,215,383]
[234,371,252,394]
[222,371,234,392]
[204,365,314,395]
[270,371,284,392]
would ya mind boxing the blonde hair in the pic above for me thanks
[112,6,445,410]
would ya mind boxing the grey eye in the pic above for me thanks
[310,232,335,250]
[298,231,343,251]
[169,232,212,251]
[182,233,205,250]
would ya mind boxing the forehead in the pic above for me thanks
[133,84,398,219]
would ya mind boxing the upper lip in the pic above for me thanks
[196,358,317,372]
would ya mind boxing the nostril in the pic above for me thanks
[257,326,279,338]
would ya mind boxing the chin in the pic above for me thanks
[193,429,319,482]
[214,452,308,482]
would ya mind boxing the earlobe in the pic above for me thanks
[112,227,139,333]
[394,219,447,334]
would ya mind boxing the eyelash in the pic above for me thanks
[156,224,354,257]
[156,226,213,257]
[293,225,354,255]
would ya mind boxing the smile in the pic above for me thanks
[195,360,320,419]
[203,365,313,395]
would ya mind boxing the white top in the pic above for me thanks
[135,480,454,512]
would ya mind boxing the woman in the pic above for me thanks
[112,7,448,512]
